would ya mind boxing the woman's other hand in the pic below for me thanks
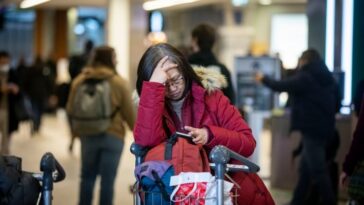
[7,83,19,94]
[1,83,19,94]
[255,72,264,83]
[185,126,209,145]
[340,172,349,190]
[150,56,178,84]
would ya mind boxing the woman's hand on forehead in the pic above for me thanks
[163,59,178,71]
[150,56,178,84]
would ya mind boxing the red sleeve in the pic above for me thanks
[133,81,167,147]
[205,91,256,157]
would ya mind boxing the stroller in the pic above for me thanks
[0,152,66,205]
[130,140,260,205]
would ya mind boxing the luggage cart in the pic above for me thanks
[32,152,66,205]
[130,143,260,205]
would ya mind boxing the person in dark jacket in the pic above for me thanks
[340,94,364,204]
[69,40,94,80]
[23,56,53,134]
[134,43,275,205]
[256,49,337,205]
[188,24,235,104]
[353,79,364,116]
[0,51,20,154]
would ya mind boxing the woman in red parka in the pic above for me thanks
[134,43,274,205]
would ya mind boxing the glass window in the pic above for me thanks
[270,14,308,69]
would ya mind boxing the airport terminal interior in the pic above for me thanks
[0,0,364,204]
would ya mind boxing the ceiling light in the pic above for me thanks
[143,0,200,11]
[150,11,164,32]
[259,0,271,5]
[20,0,50,9]
[232,0,249,7]
[74,23,85,35]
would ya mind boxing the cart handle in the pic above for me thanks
[209,145,260,173]
[130,143,150,166]
[39,152,66,205]
[40,152,66,182]
[130,143,260,173]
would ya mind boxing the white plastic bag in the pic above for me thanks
[205,177,233,205]
[169,172,233,205]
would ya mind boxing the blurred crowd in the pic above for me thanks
[0,50,57,154]
[0,23,363,205]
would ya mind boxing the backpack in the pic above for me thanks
[135,161,175,205]
[144,133,210,174]
[70,77,116,136]
[0,155,41,205]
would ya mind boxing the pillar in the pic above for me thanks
[352,0,364,96]
[306,0,326,57]
[53,9,68,59]
[106,0,130,79]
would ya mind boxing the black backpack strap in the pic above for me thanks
[164,133,178,160]
[151,170,170,201]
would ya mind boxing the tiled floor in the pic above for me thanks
[9,110,134,205]
[7,110,348,205]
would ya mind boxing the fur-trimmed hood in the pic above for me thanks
[133,66,227,104]
[192,65,227,93]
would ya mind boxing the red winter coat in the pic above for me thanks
[134,81,275,205]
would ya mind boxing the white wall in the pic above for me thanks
[42,10,55,59]
[163,5,224,47]
[162,3,306,58]
[246,3,306,50]
[67,8,78,55]
[271,14,308,68]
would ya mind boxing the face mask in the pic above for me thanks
[0,64,10,73]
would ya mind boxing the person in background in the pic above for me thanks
[340,93,364,204]
[44,54,58,112]
[0,51,20,154]
[23,56,52,135]
[67,39,94,152]
[353,79,364,116]
[256,49,337,205]
[67,46,135,205]
[16,57,27,88]
[188,23,235,104]
[69,40,94,80]
[134,43,274,205]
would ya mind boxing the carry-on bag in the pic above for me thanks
[131,141,261,205]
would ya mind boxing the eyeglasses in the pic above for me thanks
[165,76,184,88]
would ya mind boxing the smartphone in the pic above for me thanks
[175,131,193,139]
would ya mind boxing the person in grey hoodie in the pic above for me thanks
[256,49,337,205]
